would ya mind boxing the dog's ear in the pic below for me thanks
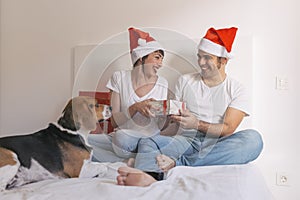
[58,97,98,132]
[75,98,98,131]
[58,99,80,131]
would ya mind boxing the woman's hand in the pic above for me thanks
[128,98,156,118]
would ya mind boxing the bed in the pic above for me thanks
[0,36,271,199]
[0,163,273,200]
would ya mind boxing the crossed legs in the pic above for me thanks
[116,129,263,187]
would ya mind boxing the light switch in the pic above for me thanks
[276,76,288,90]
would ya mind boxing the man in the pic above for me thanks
[117,27,263,186]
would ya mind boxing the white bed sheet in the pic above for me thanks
[0,163,273,200]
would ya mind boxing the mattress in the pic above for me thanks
[0,163,273,200]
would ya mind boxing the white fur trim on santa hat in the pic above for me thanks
[131,40,164,65]
[198,38,233,59]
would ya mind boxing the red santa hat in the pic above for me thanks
[198,27,238,59]
[128,27,164,65]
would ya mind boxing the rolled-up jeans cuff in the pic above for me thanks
[175,159,182,167]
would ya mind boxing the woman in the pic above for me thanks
[88,27,168,164]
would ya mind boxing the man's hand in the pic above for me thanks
[171,109,198,129]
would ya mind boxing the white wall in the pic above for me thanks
[1,0,299,199]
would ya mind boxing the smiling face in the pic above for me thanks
[197,50,228,80]
[141,51,164,77]
[197,50,221,79]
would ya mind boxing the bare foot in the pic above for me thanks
[117,166,157,187]
[156,154,175,172]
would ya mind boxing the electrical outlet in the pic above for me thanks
[276,172,290,186]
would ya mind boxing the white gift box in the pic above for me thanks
[150,100,186,115]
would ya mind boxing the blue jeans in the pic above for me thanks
[112,129,146,159]
[134,129,263,172]
[177,129,263,166]
[88,133,125,162]
[88,130,153,162]
[134,129,200,172]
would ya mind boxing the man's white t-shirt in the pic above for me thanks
[106,70,168,136]
[175,73,250,124]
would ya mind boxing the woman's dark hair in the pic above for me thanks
[133,49,164,67]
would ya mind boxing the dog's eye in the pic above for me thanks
[95,104,99,108]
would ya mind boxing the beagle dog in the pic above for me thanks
[0,96,124,190]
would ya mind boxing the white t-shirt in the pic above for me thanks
[106,70,168,136]
[175,73,250,124]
